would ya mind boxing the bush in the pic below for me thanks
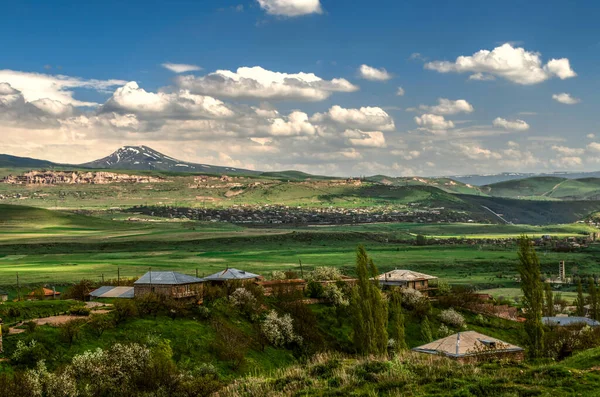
[11,339,48,368]
[229,288,259,318]
[439,308,466,328]
[306,281,324,299]
[307,267,343,282]
[438,324,451,338]
[211,320,248,370]
[271,270,287,280]
[59,319,86,346]
[88,313,114,337]
[68,305,91,316]
[322,284,349,307]
[416,234,428,246]
[65,279,96,301]
[400,288,424,308]
[25,321,37,333]
[112,299,138,324]
[261,310,302,348]
[195,305,211,320]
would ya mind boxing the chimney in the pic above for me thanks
[456,332,461,356]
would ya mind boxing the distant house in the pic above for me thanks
[543,316,600,327]
[28,287,60,300]
[89,286,134,300]
[134,271,204,299]
[0,290,8,302]
[412,331,524,362]
[203,268,263,283]
[376,269,437,291]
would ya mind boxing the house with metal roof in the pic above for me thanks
[134,271,204,299]
[412,331,524,362]
[543,316,600,327]
[376,269,437,291]
[89,286,134,300]
[203,268,263,283]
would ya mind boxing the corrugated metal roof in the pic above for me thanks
[412,331,522,358]
[543,316,600,326]
[134,271,204,285]
[204,268,262,281]
[377,269,437,282]
[89,286,135,299]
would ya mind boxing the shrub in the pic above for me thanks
[400,288,424,308]
[88,313,114,337]
[416,234,428,246]
[322,284,349,307]
[307,267,343,282]
[438,324,451,338]
[211,320,248,370]
[1,324,9,335]
[195,305,211,320]
[12,340,48,368]
[439,308,466,328]
[25,321,37,333]
[64,279,96,301]
[135,293,162,318]
[306,280,324,299]
[229,288,259,318]
[59,319,86,346]
[261,310,302,348]
[271,270,287,280]
[112,299,138,324]
[68,305,91,316]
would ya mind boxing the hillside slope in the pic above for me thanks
[0,153,60,168]
[484,177,600,200]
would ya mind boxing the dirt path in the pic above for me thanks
[8,309,110,334]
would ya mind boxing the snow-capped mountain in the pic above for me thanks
[80,146,259,175]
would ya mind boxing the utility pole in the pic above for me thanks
[149,267,153,292]
[101,274,104,283]
[117,268,120,286]
[299,259,304,279]
[196,268,198,278]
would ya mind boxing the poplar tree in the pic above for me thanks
[389,289,407,350]
[588,278,599,320]
[517,235,544,358]
[544,283,554,317]
[575,278,585,317]
[421,316,432,343]
[351,245,388,355]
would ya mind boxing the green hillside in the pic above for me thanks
[484,176,600,200]
[367,175,485,195]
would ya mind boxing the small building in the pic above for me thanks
[412,331,524,362]
[203,268,263,283]
[28,287,61,300]
[134,271,204,299]
[256,279,307,296]
[543,316,600,327]
[89,286,134,300]
[376,269,437,291]
[0,290,8,302]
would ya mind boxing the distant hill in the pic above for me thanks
[80,146,260,175]
[0,154,60,168]
[452,171,600,186]
[483,177,600,200]
[367,175,485,195]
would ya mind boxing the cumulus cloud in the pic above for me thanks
[492,117,530,131]
[162,63,202,73]
[257,0,322,17]
[551,156,583,168]
[311,105,395,130]
[176,66,358,101]
[552,93,581,105]
[418,98,474,115]
[414,113,454,131]
[344,130,386,148]
[0,69,126,106]
[468,72,495,81]
[587,142,600,153]
[103,82,234,118]
[455,143,502,160]
[268,111,316,136]
[551,145,584,156]
[358,64,392,81]
[396,87,405,96]
[424,43,576,85]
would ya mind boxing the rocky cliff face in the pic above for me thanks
[2,171,166,185]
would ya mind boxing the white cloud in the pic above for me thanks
[455,143,502,160]
[0,69,126,106]
[391,149,420,160]
[587,134,596,139]
[176,66,358,101]
[468,72,495,81]
[162,63,202,73]
[587,142,600,153]
[552,93,581,105]
[414,113,454,131]
[551,145,584,156]
[311,105,395,130]
[269,111,316,136]
[358,64,392,81]
[492,117,530,131]
[30,98,74,117]
[344,130,386,148]
[104,81,234,118]
[551,156,583,168]
[396,87,405,96]
[418,98,474,115]
[256,0,322,17]
[425,43,576,85]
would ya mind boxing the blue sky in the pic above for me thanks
[1,0,599,176]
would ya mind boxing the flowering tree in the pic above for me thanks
[439,308,466,328]
[322,284,349,307]
[261,310,302,347]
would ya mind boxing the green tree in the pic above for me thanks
[544,283,554,317]
[415,234,427,246]
[517,235,544,358]
[588,278,599,320]
[420,316,432,343]
[575,279,585,317]
[388,289,407,351]
[351,245,388,355]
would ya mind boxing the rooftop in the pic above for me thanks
[204,268,262,281]
[412,331,523,358]
[28,287,60,296]
[134,271,204,285]
[90,286,134,299]
[377,269,437,282]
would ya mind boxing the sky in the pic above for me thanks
[1,0,599,177]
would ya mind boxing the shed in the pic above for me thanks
[134,271,204,299]
[377,269,437,291]
[203,268,263,283]
[543,316,600,327]
[412,331,524,362]
[28,287,61,300]
[89,286,134,300]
